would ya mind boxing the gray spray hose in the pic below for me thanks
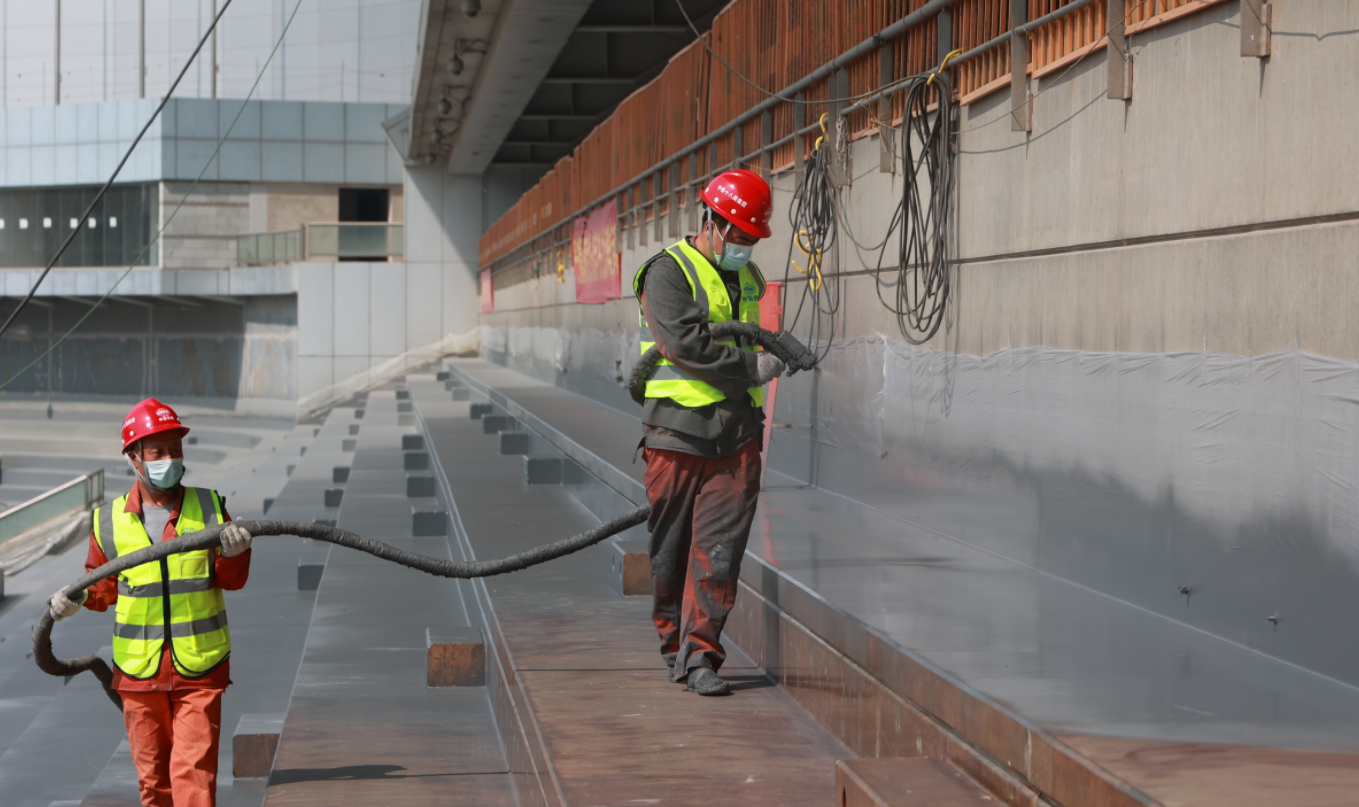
[628,321,819,405]
[33,506,650,711]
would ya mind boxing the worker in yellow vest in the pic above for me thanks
[47,398,253,807]
[633,169,785,695]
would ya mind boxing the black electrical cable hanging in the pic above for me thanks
[0,0,237,342]
[782,123,843,364]
[880,73,958,345]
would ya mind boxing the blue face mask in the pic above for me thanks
[135,457,185,491]
[714,224,753,272]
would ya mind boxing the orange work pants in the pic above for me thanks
[121,688,223,807]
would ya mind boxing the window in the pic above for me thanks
[0,184,157,268]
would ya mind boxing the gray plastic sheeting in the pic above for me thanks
[767,336,1359,690]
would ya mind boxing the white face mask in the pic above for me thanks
[712,222,753,272]
[129,453,185,491]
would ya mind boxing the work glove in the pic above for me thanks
[49,589,87,621]
[753,352,786,386]
[220,522,253,558]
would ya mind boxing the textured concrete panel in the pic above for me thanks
[332,263,370,358]
[303,102,345,142]
[261,140,305,182]
[368,263,407,358]
[261,101,304,140]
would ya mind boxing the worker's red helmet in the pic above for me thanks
[121,398,189,451]
[701,169,773,239]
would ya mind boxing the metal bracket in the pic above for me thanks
[827,70,852,188]
[1241,0,1271,58]
[878,45,895,173]
[1107,0,1132,100]
[1011,0,1032,131]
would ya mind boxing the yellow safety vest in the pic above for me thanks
[634,238,767,409]
[94,487,230,679]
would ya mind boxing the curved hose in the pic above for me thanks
[34,507,650,711]
[629,321,818,405]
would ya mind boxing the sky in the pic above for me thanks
[0,0,422,108]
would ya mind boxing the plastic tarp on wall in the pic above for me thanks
[769,336,1359,688]
[485,324,1359,689]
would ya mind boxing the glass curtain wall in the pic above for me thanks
[0,184,159,269]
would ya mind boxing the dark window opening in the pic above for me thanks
[339,188,390,222]
[337,188,390,262]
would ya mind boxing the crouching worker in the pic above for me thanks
[47,398,252,807]
[634,170,784,695]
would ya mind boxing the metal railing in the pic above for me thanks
[481,0,1229,273]
[0,468,104,547]
[237,223,404,265]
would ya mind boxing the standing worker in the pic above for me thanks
[633,169,785,696]
[47,398,253,807]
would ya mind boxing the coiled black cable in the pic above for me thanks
[782,139,842,364]
[34,509,649,711]
[875,73,958,345]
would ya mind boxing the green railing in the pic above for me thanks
[0,468,104,546]
[236,223,403,265]
[237,229,302,266]
[305,223,404,260]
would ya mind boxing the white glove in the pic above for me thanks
[220,523,253,558]
[49,589,87,621]
[753,352,786,386]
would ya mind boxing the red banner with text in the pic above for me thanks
[571,199,621,304]
[479,268,494,314]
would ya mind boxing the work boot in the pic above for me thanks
[685,667,730,696]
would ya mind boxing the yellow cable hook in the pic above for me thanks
[926,49,961,87]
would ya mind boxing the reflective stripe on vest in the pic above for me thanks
[634,238,767,409]
[94,486,230,679]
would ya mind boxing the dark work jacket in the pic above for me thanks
[637,243,763,458]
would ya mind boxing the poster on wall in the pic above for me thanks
[480,268,494,313]
[571,198,621,304]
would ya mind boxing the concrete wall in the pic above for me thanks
[476,2,1359,686]
[0,99,408,189]
[0,295,296,415]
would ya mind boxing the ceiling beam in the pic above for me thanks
[446,0,594,175]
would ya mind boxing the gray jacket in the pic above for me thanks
[637,243,763,457]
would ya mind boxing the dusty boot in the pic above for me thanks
[685,667,730,696]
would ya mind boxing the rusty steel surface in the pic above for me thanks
[837,758,999,807]
[1059,734,1359,807]
[413,375,854,807]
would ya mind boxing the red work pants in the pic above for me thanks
[122,688,224,807]
[642,440,761,681]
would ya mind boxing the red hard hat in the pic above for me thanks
[122,398,189,451]
[701,169,773,239]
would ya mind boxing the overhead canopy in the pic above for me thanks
[408,0,727,176]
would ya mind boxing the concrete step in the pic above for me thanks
[260,390,513,806]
